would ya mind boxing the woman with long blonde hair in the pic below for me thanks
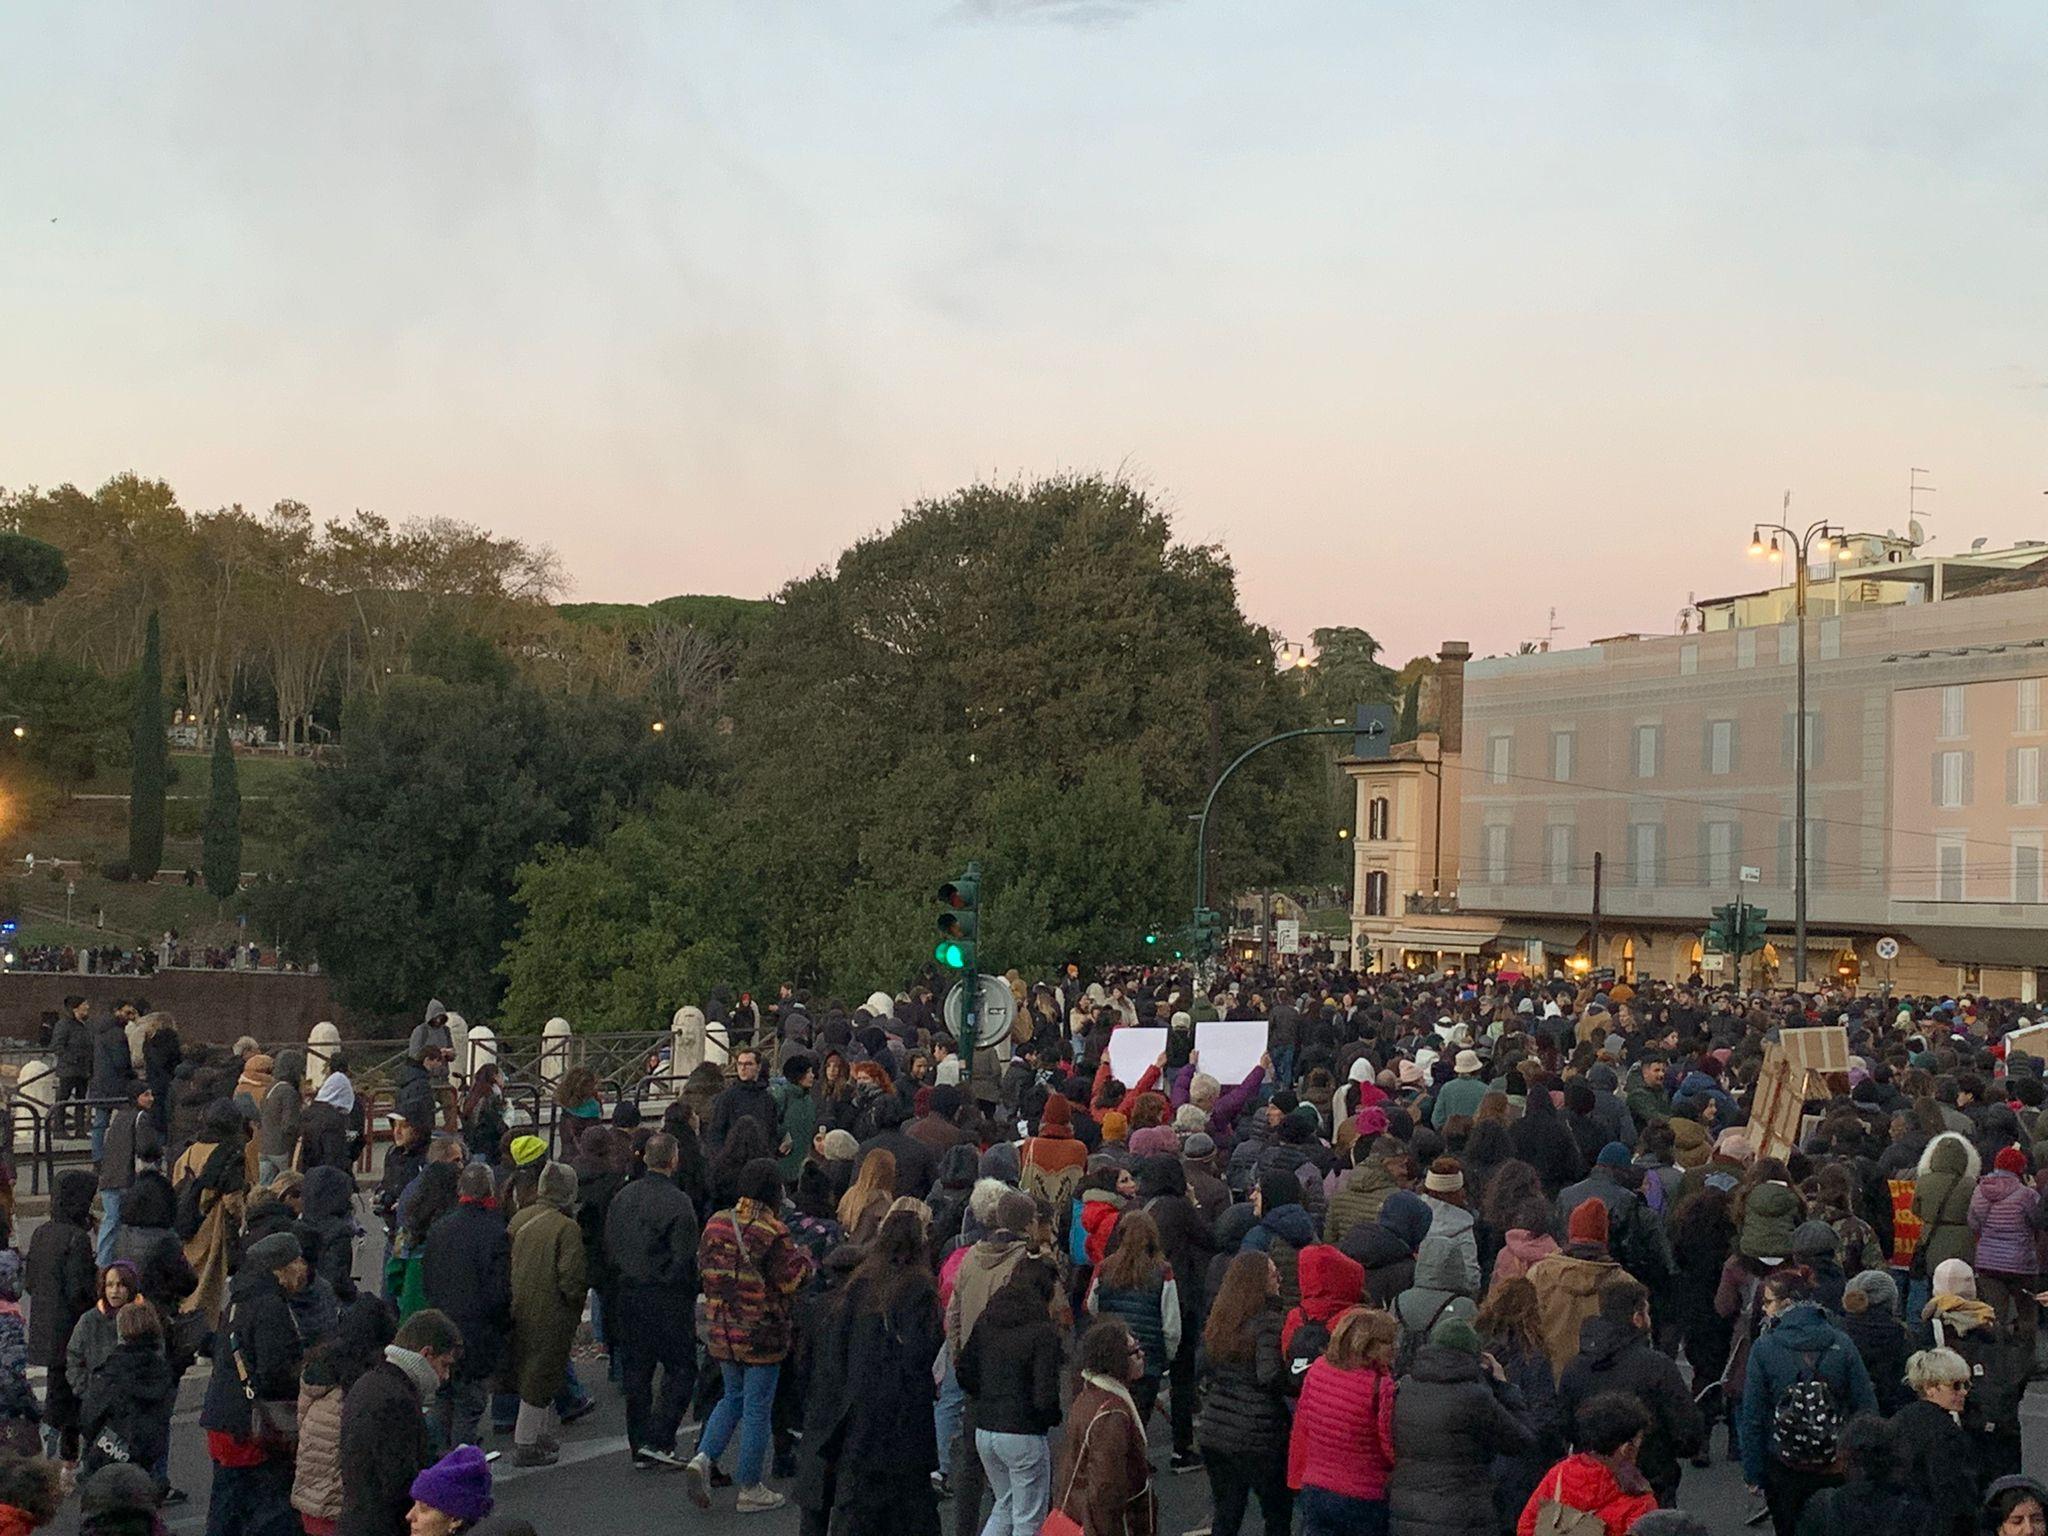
[837,1149,896,1244]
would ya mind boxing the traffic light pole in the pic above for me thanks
[1192,724,1362,940]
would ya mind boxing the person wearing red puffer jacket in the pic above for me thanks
[1281,1246,1365,1398]
[1287,1307,1397,1536]
[1516,1392,1658,1536]
[1969,1145,2042,1353]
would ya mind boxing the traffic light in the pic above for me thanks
[935,863,981,972]
[1739,904,1768,955]
[1143,930,1159,949]
[1705,904,1737,955]
[1190,906,1223,956]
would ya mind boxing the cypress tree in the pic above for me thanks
[203,717,241,902]
[127,611,167,880]
[1394,676,1420,743]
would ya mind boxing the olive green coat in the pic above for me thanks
[508,1202,586,1406]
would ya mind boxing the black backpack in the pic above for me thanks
[1771,1348,1845,1471]
[172,1172,206,1243]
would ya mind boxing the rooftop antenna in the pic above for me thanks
[1545,606,1563,651]
[1909,468,1935,547]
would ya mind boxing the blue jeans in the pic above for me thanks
[96,1188,123,1267]
[1272,1047,1297,1088]
[933,1343,965,1469]
[90,1107,109,1161]
[975,1428,1050,1536]
[1297,1487,1388,1536]
[699,1361,778,1486]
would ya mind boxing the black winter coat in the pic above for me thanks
[80,1339,173,1475]
[422,1200,512,1384]
[817,1277,945,1489]
[859,1128,937,1201]
[955,1283,1063,1436]
[98,1106,159,1194]
[301,1164,360,1299]
[1842,1306,1913,1416]
[51,1011,93,1080]
[1133,1162,1214,1319]
[1339,1220,1418,1306]
[1390,1345,1534,1536]
[87,1018,136,1099]
[112,1170,198,1313]
[26,1171,97,1367]
[298,1099,359,1174]
[604,1173,698,1292]
[1891,1398,1980,1536]
[1196,1302,1290,1456]
[336,1359,432,1536]
[199,1266,304,1441]
[708,1079,778,1153]
[1556,1316,1703,1501]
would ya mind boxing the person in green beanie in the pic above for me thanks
[1390,1313,1536,1536]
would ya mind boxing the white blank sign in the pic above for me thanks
[1194,1021,1268,1087]
[1106,1027,1169,1088]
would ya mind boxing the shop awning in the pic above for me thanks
[1492,920,1589,950]
[1384,920,1504,954]
[1901,927,2045,968]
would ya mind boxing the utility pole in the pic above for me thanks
[1588,851,1604,975]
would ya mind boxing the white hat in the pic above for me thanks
[1454,1049,1483,1075]
[1516,999,1536,1015]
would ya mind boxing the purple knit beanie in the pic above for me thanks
[410,1445,494,1521]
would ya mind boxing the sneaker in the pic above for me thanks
[513,1445,560,1468]
[684,1454,713,1510]
[931,1472,955,1500]
[1169,1450,1202,1475]
[634,1447,686,1471]
[737,1485,788,1514]
[161,1488,190,1507]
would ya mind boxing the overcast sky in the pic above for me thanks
[4,2,2044,662]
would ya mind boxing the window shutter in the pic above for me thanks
[1964,751,1975,806]
[1809,712,1824,768]
[1727,720,1739,774]
[1932,751,1943,806]
[2010,748,2020,806]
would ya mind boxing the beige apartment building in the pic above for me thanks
[1348,543,2048,998]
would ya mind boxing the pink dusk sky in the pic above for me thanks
[3,2,2044,664]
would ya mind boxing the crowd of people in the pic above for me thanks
[2,972,2048,1536]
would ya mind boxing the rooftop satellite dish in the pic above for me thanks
[1971,537,1989,551]
[1909,519,1926,546]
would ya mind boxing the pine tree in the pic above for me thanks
[127,611,167,880]
[203,717,241,902]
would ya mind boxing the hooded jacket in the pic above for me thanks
[1738,1302,1876,1483]
[1197,1300,1290,1456]
[1288,1354,1395,1500]
[1337,1218,1416,1306]
[955,1272,1064,1436]
[1555,1315,1703,1499]
[945,1231,1031,1354]
[1393,1237,1479,1356]
[1241,1201,1318,1310]
[1489,1227,1560,1293]
[1134,1156,1214,1319]
[1913,1133,1981,1271]
[1737,1180,1802,1263]
[1323,1160,1397,1245]
[26,1169,97,1368]
[1391,1344,1535,1536]
[423,1199,511,1384]
[1526,1244,1624,1376]
[1513,1453,1657,1536]
[1969,1168,2039,1277]
[1282,1244,1364,1395]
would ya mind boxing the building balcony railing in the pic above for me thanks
[1405,892,1461,915]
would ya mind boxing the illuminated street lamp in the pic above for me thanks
[1747,497,1843,986]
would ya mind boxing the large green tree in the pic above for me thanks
[128,611,167,879]
[0,532,67,603]
[618,474,1322,991]
[257,673,703,1021]
[202,720,241,902]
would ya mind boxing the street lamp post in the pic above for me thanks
[1748,501,1842,988]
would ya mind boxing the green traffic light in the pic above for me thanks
[1144,932,1157,946]
[936,939,968,968]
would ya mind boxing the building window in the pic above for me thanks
[2014,834,2044,905]
[1680,643,1698,676]
[1367,796,1390,840]
[1776,817,1828,890]
[1737,629,1757,669]
[2020,678,2042,734]
[1961,963,1982,991]
[2013,747,2041,808]
[1936,749,1970,809]
[1551,730,1574,783]
[1781,710,1823,769]
[1629,821,1663,888]
[1620,937,1637,983]
[1937,838,1966,903]
[1487,733,1512,785]
[1940,685,1966,740]
[1546,823,1574,886]
[1363,871,1389,917]
[1633,724,1661,780]
[1818,616,1841,661]
[1483,824,1510,884]
[1703,821,1734,886]
[1778,623,1797,665]
[1707,719,1735,776]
